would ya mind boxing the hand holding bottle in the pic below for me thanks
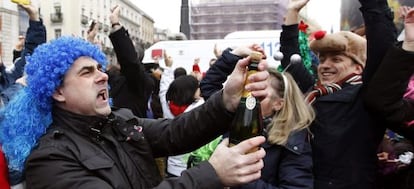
[228,52,264,151]
[209,136,266,187]
[222,53,268,112]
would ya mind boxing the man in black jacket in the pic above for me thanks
[0,8,269,188]
[278,0,397,188]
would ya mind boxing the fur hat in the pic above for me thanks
[310,31,367,68]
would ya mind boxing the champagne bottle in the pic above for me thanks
[229,51,264,152]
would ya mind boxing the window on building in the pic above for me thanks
[54,2,61,13]
[55,29,62,38]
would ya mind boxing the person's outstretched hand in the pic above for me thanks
[209,136,266,187]
[214,43,223,58]
[164,50,173,67]
[403,7,414,51]
[110,5,121,31]
[86,21,99,44]
[19,2,39,21]
[110,5,120,23]
[15,36,25,51]
[231,44,266,58]
[287,0,310,12]
[284,0,309,25]
[399,6,412,20]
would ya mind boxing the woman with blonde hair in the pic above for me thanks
[232,68,315,189]
[199,43,315,188]
[265,69,315,147]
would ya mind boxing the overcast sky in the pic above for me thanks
[133,0,182,32]
[133,0,341,33]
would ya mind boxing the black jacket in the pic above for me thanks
[25,92,232,189]
[364,46,414,140]
[108,27,154,118]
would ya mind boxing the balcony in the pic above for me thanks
[98,22,103,31]
[50,13,63,23]
[103,24,109,33]
[81,15,88,25]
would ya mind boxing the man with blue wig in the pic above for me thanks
[0,30,270,188]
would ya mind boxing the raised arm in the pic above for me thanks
[279,0,315,93]
[159,50,175,118]
[200,44,264,100]
[8,3,46,85]
[364,8,414,138]
[12,36,25,63]
[359,0,397,83]
[108,5,147,93]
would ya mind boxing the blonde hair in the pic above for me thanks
[266,69,315,145]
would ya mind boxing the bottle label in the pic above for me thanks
[245,95,256,110]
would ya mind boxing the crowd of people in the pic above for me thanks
[0,0,412,189]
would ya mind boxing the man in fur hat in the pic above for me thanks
[279,0,397,188]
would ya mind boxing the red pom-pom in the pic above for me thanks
[298,20,309,33]
[314,30,326,40]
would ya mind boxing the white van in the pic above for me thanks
[142,30,282,73]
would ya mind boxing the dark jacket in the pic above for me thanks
[25,92,232,189]
[234,129,313,189]
[12,50,21,63]
[202,49,313,189]
[364,46,414,140]
[108,27,154,118]
[279,4,396,189]
[0,19,46,92]
[200,48,241,100]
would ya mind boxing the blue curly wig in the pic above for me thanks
[0,36,107,176]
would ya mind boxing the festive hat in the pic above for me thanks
[310,31,367,67]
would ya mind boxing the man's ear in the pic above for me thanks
[354,64,364,75]
[52,87,65,102]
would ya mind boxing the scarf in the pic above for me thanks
[305,73,362,104]
[168,101,189,116]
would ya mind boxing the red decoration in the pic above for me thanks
[298,20,309,33]
[151,49,163,59]
[314,30,327,40]
[169,101,189,116]
[192,63,201,73]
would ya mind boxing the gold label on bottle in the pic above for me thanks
[245,95,256,110]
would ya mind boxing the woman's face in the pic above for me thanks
[260,76,283,117]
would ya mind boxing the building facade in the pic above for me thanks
[0,0,23,65]
[0,0,155,66]
[40,0,154,62]
[185,0,288,40]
